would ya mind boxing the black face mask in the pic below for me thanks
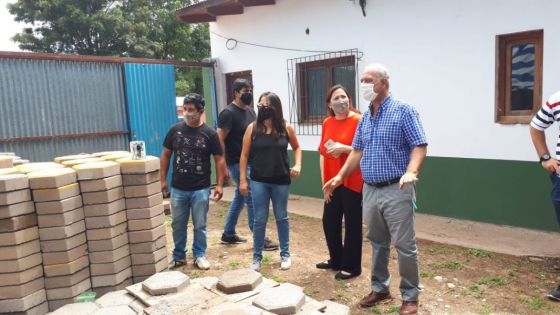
[240,92,253,105]
[257,106,274,121]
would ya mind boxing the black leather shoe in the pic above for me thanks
[335,271,360,280]
[315,260,340,270]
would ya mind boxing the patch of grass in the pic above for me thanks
[271,275,285,283]
[261,255,272,265]
[520,296,550,311]
[434,260,464,270]
[508,270,519,278]
[466,248,493,258]
[475,305,492,315]
[424,246,450,254]
[368,305,382,314]
[188,270,203,279]
[468,284,485,299]
[420,270,435,278]
[384,305,401,314]
[228,260,241,269]
[164,216,172,227]
[476,276,508,287]
[535,273,547,280]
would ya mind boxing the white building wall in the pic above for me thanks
[209,0,560,161]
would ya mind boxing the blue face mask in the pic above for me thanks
[240,92,253,105]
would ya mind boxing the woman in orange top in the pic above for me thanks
[317,84,364,280]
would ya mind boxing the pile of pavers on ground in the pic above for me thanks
[49,269,350,315]
[0,153,30,167]
[0,151,167,314]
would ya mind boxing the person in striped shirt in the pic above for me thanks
[529,89,560,302]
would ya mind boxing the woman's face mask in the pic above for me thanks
[330,100,350,114]
[257,104,274,121]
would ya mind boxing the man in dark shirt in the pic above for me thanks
[218,78,278,250]
[161,93,226,270]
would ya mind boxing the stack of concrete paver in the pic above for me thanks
[72,161,133,297]
[28,168,91,312]
[117,156,167,284]
[0,173,48,315]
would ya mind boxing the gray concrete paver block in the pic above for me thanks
[128,224,165,243]
[0,200,35,219]
[122,171,160,186]
[0,226,38,246]
[1,252,42,273]
[297,296,327,314]
[16,162,63,174]
[91,305,136,315]
[195,276,279,304]
[79,174,122,193]
[123,181,160,198]
[131,257,168,277]
[127,212,165,231]
[117,156,160,174]
[44,266,90,289]
[130,246,166,265]
[0,213,37,233]
[93,277,133,299]
[0,288,46,313]
[34,195,82,215]
[0,264,43,286]
[129,235,166,254]
[0,173,29,192]
[217,269,263,294]
[125,203,164,220]
[38,219,85,241]
[95,289,134,306]
[318,300,350,315]
[43,255,89,277]
[83,198,125,217]
[85,209,127,229]
[37,207,84,228]
[82,186,124,205]
[91,266,132,288]
[0,188,31,206]
[47,301,99,314]
[125,192,163,210]
[88,231,129,252]
[142,287,225,315]
[86,222,127,241]
[45,277,91,300]
[252,283,305,315]
[8,300,49,315]
[142,271,190,296]
[90,255,132,276]
[0,239,40,261]
[0,277,44,299]
[89,243,130,264]
[31,183,80,202]
[205,302,271,315]
[40,232,86,253]
[73,161,121,180]
[27,168,77,189]
[42,243,88,265]
[127,282,207,307]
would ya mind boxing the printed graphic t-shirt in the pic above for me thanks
[163,122,222,191]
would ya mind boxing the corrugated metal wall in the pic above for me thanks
[0,58,129,161]
[124,63,177,158]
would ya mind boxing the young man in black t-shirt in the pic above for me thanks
[161,93,226,270]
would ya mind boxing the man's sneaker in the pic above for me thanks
[263,237,279,251]
[250,260,261,272]
[169,258,185,269]
[280,256,292,270]
[194,257,210,270]
[548,285,560,301]
[221,233,247,244]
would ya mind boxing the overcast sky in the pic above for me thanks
[0,0,24,51]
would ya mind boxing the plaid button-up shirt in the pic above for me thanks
[352,95,427,184]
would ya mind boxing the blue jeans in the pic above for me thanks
[550,173,560,226]
[250,180,290,261]
[170,187,210,260]
[223,164,254,235]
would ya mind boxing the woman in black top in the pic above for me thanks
[239,92,302,271]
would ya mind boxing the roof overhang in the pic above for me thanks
[175,0,276,24]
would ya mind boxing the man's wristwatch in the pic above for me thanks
[539,153,551,163]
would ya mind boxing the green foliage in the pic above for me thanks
[476,276,508,287]
[434,260,464,270]
[420,270,435,278]
[261,255,272,265]
[466,248,493,258]
[468,284,485,299]
[520,296,549,311]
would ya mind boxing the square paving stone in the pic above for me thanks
[37,207,84,228]
[130,235,166,254]
[89,243,130,264]
[0,288,46,313]
[86,222,127,241]
[217,269,263,294]
[0,173,29,192]
[85,209,127,229]
[27,168,77,189]
[0,188,31,206]
[95,289,136,307]
[42,243,88,265]
[142,271,190,296]
[125,192,163,210]
[35,195,82,215]
[0,226,38,246]
[0,200,35,219]
[123,181,160,198]
[32,183,80,202]
[73,161,121,180]
[122,171,160,186]
[48,301,100,315]
[90,255,132,276]
[0,213,37,233]
[126,203,164,220]
[38,219,85,241]
[83,198,125,217]
[43,254,89,277]
[128,211,165,231]
[16,162,63,174]
[46,277,91,300]
[0,264,43,286]
[0,239,40,261]
[54,154,95,163]
[41,232,86,253]
[88,231,129,252]
[93,277,133,299]
[1,252,42,273]
[131,246,166,265]
[79,174,122,193]
[61,158,105,167]
[131,257,168,277]
[117,156,160,174]
[252,283,305,315]
[91,267,132,288]
[44,266,90,289]
[0,277,45,299]
[128,224,165,243]
[82,186,124,205]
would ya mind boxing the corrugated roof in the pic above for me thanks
[175,0,276,24]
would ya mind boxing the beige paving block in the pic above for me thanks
[42,243,88,265]
[125,203,164,220]
[0,167,19,175]
[91,267,132,288]
[83,198,125,217]
[37,207,84,228]
[0,188,31,206]
[101,152,131,161]
[127,211,164,231]
[73,161,120,180]
[38,219,85,241]
[61,158,104,167]
[0,226,38,246]
[32,183,80,202]
[79,174,122,193]
[46,277,91,300]
[0,155,14,168]
[13,159,30,167]
[1,252,42,273]
[117,156,159,174]
[85,209,127,229]
[54,154,94,163]
[90,255,131,276]
[131,257,168,277]
[88,231,128,252]
[40,232,86,253]
[43,255,89,277]
[0,173,29,192]
[48,301,99,314]
[0,277,44,299]
[132,276,149,284]
[92,151,129,157]
[0,239,40,261]
[0,200,35,219]
[89,243,130,264]
[0,288,46,313]
[125,192,163,210]
[122,170,160,186]
[130,235,167,254]
[27,168,77,189]
[0,264,43,286]
[0,213,37,233]
[82,186,124,205]
[91,304,136,315]
[130,245,166,265]
[16,162,64,174]
[94,289,135,307]
[142,271,189,296]
[6,300,48,315]
[216,269,263,294]
[86,222,127,241]
[123,181,160,199]
[48,297,78,312]
[128,224,165,243]
[92,278,133,300]
[44,267,90,289]
[35,195,82,215]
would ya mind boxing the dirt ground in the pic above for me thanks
[164,200,560,315]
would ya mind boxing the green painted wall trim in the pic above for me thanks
[289,151,559,232]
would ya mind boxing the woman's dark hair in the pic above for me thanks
[325,84,360,117]
[253,92,287,140]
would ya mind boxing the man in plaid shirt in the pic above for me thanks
[324,64,427,315]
